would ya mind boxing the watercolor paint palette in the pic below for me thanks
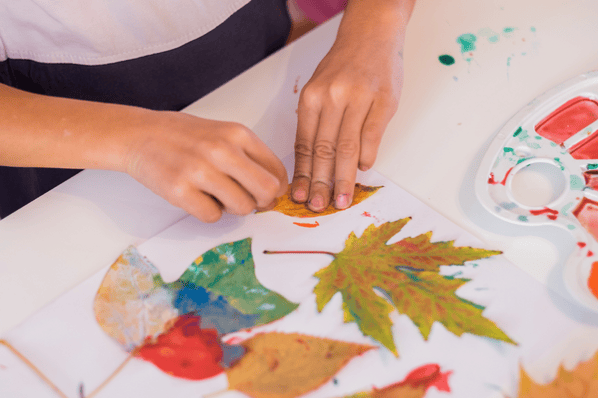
[475,70,598,311]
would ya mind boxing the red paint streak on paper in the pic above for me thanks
[293,221,319,228]
[589,251,594,257]
[362,211,372,217]
[488,167,513,186]
[578,242,587,248]
[374,364,452,394]
[588,261,598,299]
[573,197,598,243]
[535,97,598,145]
[137,314,224,380]
[293,76,300,94]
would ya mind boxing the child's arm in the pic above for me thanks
[0,83,287,221]
[291,0,416,211]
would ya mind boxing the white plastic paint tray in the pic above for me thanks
[476,70,598,311]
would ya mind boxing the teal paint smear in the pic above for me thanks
[503,147,515,154]
[527,142,541,149]
[457,33,477,53]
[518,215,528,222]
[534,136,542,140]
[554,157,565,171]
[588,163,598,170]
[570,175,585,190]
[439,54,455,65]
[518,129,529,141]
[503,27,516,37]
[568,225,576,230]
[500,202,518,210]
[478,27,500,43]
[561,202,574,216]
[516,157,529,165]
[530,26,536,32]
[513,127,523,137]
[550,142,558,147]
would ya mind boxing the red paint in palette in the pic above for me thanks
[578,242,587,248]
[529,207,558,220]
[573,197,598,243]
[535,96,598,159]
[535,97,598,145]
[488,167,514,186]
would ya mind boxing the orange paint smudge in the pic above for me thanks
[293,221,320,228]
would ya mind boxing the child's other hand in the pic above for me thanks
[125,112,288,222]
[290,0,413,212]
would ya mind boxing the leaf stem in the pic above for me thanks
[263,250,336,257]
[84,348,138,398]
[0,339,68,398]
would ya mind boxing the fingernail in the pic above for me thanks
[336,194,349,209]
[359,165,370,172]
[293,189,307,202]
[309,195,324,210]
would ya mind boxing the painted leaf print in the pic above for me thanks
[94,241,298,353]
[226,332,374,398]
[343,363,452,398]
[517,350,598,397]
[311,218,514,355]
[176,238,299,325]
[264,184,382,218]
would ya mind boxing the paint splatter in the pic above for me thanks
[439,54,455,65]
[456,33,477,53]
[293,221,320,228]
[293,76,300,94]
[478,27,500,43]
[589,251,594,257]
[488,167,513,185]
[571,175,585,190]
[518,215,528,222]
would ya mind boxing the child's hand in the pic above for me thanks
[290,0,413,212]
[125,112,288,222]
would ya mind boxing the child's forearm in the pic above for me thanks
[0,82,147,172]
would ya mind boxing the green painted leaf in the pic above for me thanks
[177,238,299,325]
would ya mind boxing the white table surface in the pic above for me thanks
[3,0,598,335]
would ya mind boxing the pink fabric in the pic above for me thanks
[295,0,347,23]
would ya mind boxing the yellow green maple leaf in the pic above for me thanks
[517,350,598,397]
[269,218,514,356]
[226,332,374,398]
[262,184,382,218]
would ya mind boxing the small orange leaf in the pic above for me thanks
[264,184,383,218]
[226,332,374,398]
[343,363,452,398]
[517,351,598,397]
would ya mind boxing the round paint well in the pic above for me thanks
[509,161,567,208]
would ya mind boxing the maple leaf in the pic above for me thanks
[267,218,514,355]
[226,332,374,398]
[262,184,382,218]
[343,363,452,398]
[516,350,598,397]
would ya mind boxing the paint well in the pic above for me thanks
[572,197,598,242]
[535,97,598,145]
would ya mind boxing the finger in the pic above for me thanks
[236,129,289,198]
[291,86,322,203]
[172,185,223,223]
[190,166,258,216]
[334,99,373,209]
[210,146,284,209]
[359,97,398,171]
[308,105,345,212]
